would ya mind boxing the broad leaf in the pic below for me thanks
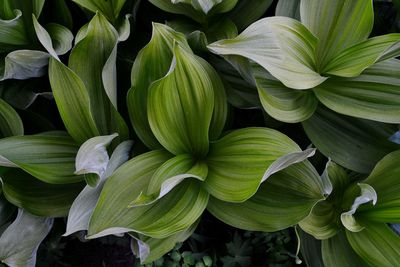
[88,151,209,239]
[208,16,327,90]
[207,160,326,231]
[72,0,127,22]
[0,98,23,137]
[0,209,53,267]
[0,133,82,184]
[346,223,400,266]
[276,0,300,20]
[321,231,364,267]
[0,50,49,80]
[1,169,83,217]
[127,23,190,149]
[148,44,214,158]
[300,0,374,69]
[314,59,400,123]
[302,106,399,173]
[205,127,312,202]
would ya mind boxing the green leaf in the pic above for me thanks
[314,59,400,123]
[88,151,209,239]
[0,9,29,48]
[276,0,300,20]
[297,228,324,267]
[346,223,400,266]
[1,169,83,217]
[49,57,100,144]
[228,0,274,31]
[0,195,15,227]
[0,209,52,267]
[321,231,364,267]
[148,44,214,158]
[65,140,133,236]
[131,222,198,264]
[207,160,326,232]
[357,150,400,223]
[0,98,23,137]
[32,15,59,59]
[75,133,119,186]
[127,23,190,149]
[0,133,83,184]
[205,127,312,202]
[72,0,127,22]
[302,106,399,173]
[253,65,318,123]
[322,34,400,77]
[300,0,374,69]
[208,16,327,90]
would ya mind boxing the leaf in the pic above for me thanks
[208,16,327,90]
[0,194,15,227]
[0,50,49,80]
[48,57,100,144]
[204,127,310,202]
[0,9,29,48]
[1,169,83,217]
[0,209,53,267]
[228,0,274,31]
[207,160,326,232]
[346,223,400,266]
[253,65,318,123]
[0,133,83,184]
[127,23,190,149]
[147,44,214,158]
[357,150,400,223]
[72,0,127,22]
[0,98,23,137]
[131,154,207,206]
[65,140,133,236]
[300,0,374,69]
[297,228,324,267]
[322,34,400,77]
[276,0,301,20]
[302,106,399,173]
[75,133,119,187]
[45,23,74,55]
[321,231,364,267]
[131,222,198,264]
[341,183,377,232]
[314,59,400,123]
[88,151,209,239]
[32,15,59,59]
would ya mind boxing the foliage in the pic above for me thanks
[0,0,399,266]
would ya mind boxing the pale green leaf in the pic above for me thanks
[65,140,133,236]
[0,50,49,80]
[75,133,118,187]
[45,23,74,56]
[207,160,326,232]
[321,231,364,267]
[32,15,59,59]
[314,59,400,123]
[148,44,214,158]
[1,169,83,217]
[0,209,52,267]
[276,0,300,20]
[208,16,327,90]
[303,106,399,173]
[253,65,318,123]
[300,0,374,69]
[127,23,190,149]
[346,223,400,266]
[322,34,400,77]
[0,98,23,137]
[205,127,307,202]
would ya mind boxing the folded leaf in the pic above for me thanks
[303,106,399,173]
[300,0,374,68]
[88,151,209,239]
[208,16,326,90]
[321,231,364,267]
[0,98,23,137]
[0,133,83,184]
[148,44,214,158]
[253,66,318,123]
[0,50,49,80]
[314,59,400,123]
[207,160,326,231]
[0,209,53,267]
[322,34,400,77]
[1,169,83,217]
[346,223,400,266]
[127,23,190,149]
[205,127,311,202]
